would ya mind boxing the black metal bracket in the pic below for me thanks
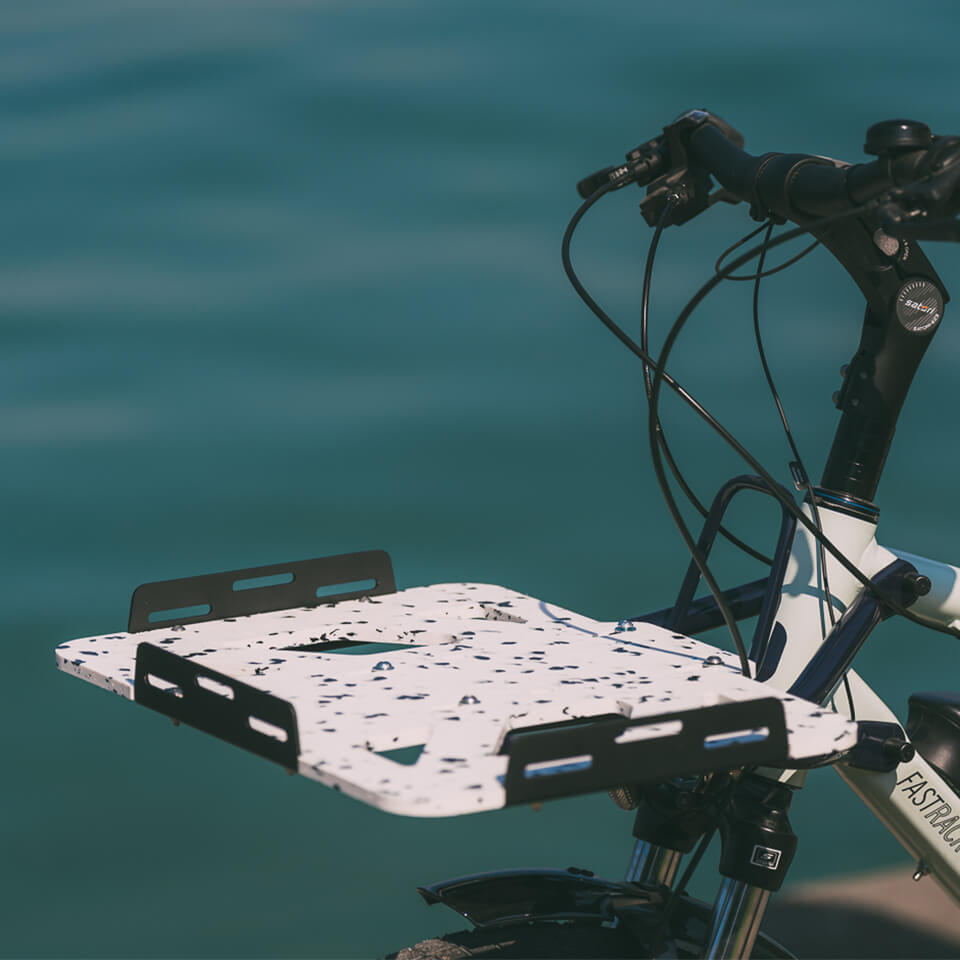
[134,642,300,769]
[501,698,788,806]
[128,550,396,632]
[636,577,768,636]
[663,476,797,673]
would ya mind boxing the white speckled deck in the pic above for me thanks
[56,582,857,816]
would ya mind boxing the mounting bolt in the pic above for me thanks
[881,737,915,764]
[668,184,689,206]
[904,571,932,597]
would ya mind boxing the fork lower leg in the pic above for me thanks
[704,879,770,959]
[625,840,683,887]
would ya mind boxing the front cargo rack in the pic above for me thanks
[56,551,856,817]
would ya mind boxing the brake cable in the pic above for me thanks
[563,181,754,675]
[658,827,716,933]
[650,211,851,708]
[643,202,773,568]
[712,221,771,276]
[715,229,821,281]
[743,221,852,716]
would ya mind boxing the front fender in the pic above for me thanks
[417,867,659,929]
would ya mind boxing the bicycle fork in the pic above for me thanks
[627,775,798,959]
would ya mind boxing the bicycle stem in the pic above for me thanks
[689,121,950,509]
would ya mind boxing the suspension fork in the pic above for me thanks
[703,776,797,958]
[627,777,718,888]
[625,840,683,888]
[628,775,798,958]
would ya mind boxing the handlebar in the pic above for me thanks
[688,121,852,220]
[577,109,960,239]
[690,116,960,235]
[571,110,960,509]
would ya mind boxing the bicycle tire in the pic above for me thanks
[387,923,645,959]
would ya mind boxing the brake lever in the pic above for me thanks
[886,217,960,242]
[706,187,741,209]
[877,201,960,242]
[575,109,745,227]
[640,181,739,226]
[877,136,960,241]
[639,110,745,227]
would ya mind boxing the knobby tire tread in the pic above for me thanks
[387,923,640,959]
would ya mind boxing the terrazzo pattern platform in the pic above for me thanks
[56,582,857,816]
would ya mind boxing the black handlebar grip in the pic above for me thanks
[686,123,760,204]
[688,122,890,222]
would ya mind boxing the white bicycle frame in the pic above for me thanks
[764,501,960,903]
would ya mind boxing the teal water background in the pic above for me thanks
[7,1,960,956]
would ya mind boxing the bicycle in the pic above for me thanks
[55,109,960,958]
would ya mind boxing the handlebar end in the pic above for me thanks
[576,166,620,199]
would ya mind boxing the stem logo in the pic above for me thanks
[896,279,944,334]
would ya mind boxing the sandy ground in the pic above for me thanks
[765,862,960,959]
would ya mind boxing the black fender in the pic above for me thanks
[416,867,795,958]
[417,867,657,929]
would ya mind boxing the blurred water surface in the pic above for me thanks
[5,1,960,955]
